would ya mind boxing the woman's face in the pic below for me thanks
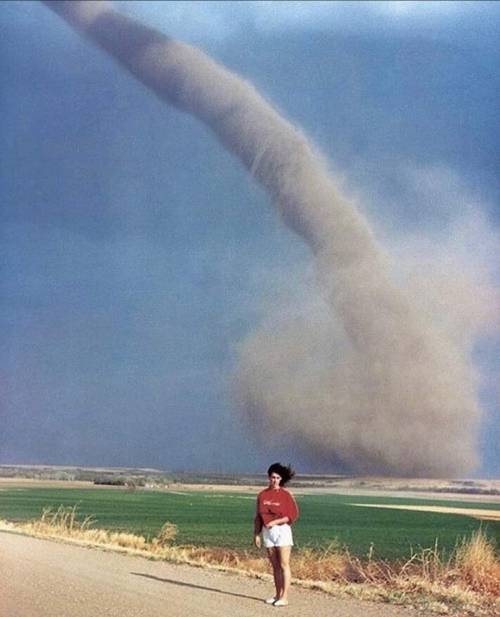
[268,471,282,489]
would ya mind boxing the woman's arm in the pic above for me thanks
[254,498,263,547]
[265,516,289,528]
[284,490,299,525]
[254,503,263,534]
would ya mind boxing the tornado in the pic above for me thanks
[42,1,481,476]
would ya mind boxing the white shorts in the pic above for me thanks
[262,524,294,548]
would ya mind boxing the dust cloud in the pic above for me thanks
[43,1,486,476]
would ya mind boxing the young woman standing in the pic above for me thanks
[254,463,299,607]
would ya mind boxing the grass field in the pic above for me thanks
[0,486,498,560]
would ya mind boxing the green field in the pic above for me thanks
[0,487,498,560]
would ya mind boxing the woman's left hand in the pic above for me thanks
[266,517,288,529]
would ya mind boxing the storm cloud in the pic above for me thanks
[40,0,495,476]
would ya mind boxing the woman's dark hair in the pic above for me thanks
[267,462,295,486]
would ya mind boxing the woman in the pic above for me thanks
[254,463,299,607]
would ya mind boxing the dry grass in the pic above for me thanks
[2,508,498,616]
[16,505,150,551]
[454,529,500,595]
[151,521,178,548]
[334,530,500,615]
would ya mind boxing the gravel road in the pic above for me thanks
[1,531,431,617]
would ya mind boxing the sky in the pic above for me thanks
[1,1,499,476]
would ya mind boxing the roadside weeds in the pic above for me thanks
[0,508,498,617]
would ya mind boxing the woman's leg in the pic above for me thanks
[266,547,283,599]
[277,546,292,602]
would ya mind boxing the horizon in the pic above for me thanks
[1,462,499,483]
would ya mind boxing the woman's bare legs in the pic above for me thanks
[266,547,283,599]
[267,545,292,602]
[277,546,292,602]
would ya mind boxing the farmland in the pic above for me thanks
[0,485,498,560]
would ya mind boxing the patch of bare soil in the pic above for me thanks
[351,503,500,521]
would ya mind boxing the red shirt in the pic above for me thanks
[254,487,299,533]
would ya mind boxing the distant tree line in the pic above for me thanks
[0,465,173,487]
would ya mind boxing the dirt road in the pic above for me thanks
[1,531,431,617]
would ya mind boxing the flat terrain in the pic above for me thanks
[351,503,500,521]
[0,483,498,559]
[0,531,434,617]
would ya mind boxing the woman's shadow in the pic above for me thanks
[130,572,263,602]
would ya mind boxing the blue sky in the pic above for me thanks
[1,1,499,476]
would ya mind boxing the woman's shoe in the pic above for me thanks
[265,597,277,604]
[273,599,289,607]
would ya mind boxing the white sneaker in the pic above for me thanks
[265,597,277,604]
[273,599,289,607]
